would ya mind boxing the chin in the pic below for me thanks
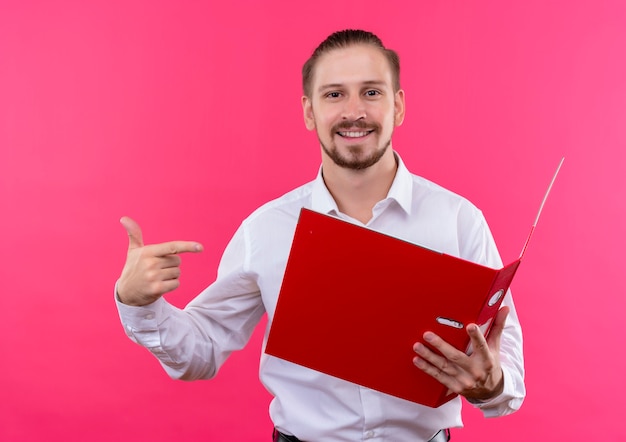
[326,144,390,171]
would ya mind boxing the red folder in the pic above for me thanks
[265,159,563,408]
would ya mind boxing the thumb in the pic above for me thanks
[486,306,510,348]
[120,216,144,249]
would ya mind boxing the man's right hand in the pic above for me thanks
[116,216,204,306]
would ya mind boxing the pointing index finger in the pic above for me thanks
[151,240,204,257]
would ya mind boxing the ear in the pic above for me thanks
[394,89,406,127]
[302,95,316,131]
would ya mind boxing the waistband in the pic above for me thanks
[272,428,451,441]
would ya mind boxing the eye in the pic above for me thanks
[365,90,381,97]
[325,91,342,99]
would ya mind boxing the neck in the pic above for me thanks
[322,149,398,224]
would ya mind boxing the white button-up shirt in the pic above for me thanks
[117,154,525,441]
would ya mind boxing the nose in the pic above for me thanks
[342,95,366,121]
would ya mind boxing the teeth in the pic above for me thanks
[339,131,369,138]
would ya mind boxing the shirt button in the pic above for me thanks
[364,430,375,439]
[145,313,154,320]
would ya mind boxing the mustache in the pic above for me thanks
[332,120,380,132]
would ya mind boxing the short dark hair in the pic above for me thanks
[302,29,401,97]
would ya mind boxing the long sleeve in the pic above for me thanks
[475,291,525,417]
[116,224,265,380]
[458,207,526,416]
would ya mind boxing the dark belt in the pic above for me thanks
[272,428,450,441]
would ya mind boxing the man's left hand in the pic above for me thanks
[412,306,509,402]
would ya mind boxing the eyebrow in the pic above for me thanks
[317,80,388,93]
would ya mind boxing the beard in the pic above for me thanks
[320,120,392,170]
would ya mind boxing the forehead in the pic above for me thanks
[312,44,394,91]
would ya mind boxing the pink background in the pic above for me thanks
[1,0,625,440]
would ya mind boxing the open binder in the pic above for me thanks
[265,159,563,407]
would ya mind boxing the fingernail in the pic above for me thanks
[424,332,435,342]
[413,356,425,368]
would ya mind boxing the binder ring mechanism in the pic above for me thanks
[488,289,505,307]
[436,317,464,329]
[436,288,505,330]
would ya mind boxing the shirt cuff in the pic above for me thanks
[114,284,165,347]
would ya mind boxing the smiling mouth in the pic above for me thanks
[337,130,374,138]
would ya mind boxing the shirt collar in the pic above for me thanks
[311,168,340,214]
[311,152,413,216]
[384,153,413,215]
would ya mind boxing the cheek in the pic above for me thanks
[379,109,397,131]
[368,102,394,124]
[316,115,337,134]
[309,105,335,132]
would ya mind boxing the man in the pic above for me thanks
[116,29,525,441]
